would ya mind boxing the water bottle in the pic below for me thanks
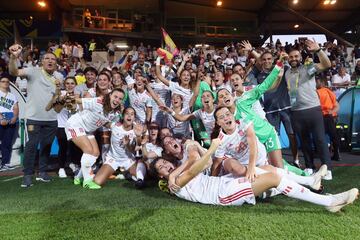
[307,62,317,76]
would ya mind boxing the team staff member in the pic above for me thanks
[285,39,332,179]
[9,44,63,188]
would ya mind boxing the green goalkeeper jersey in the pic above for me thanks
[234,64,282,150]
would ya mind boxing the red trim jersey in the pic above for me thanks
[215,121,267,166]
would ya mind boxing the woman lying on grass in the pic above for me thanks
[150,139,358,213]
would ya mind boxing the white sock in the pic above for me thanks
[276,177,333,206]
[81,153,97,181]
[101,144,110,163]
[276,167,314,186]
[136,162,146,181]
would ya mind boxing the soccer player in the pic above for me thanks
[211,106,327,192]
[92,107,148,189]
[150,139,358,212]
[64,88,124,189]
[216,57,306,176]
[160,90,216,145]
[216,59,284,167]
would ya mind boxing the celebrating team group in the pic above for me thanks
[6,38,358,213]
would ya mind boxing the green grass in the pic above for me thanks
[1,167,360,240]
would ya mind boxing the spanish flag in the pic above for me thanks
[156,48,173,62]
[161,28,179,56]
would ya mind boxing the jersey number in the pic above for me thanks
[235,142,247,153]
[265,137,274,149]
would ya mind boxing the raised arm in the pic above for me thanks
[155,57,170,86]
[188,71,201,109]
[145,106,152,125]
[238,56,285,108]
[240,40,261,60]
[177,53,190,77]
[175,139,221,188]
[144,81,165,108]
[305,39,331,72]
[159,105,195,122]
[268,65,285,91]
[8,44,27,77]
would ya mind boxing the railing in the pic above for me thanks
[62,12,256,38]
[62,13,134,32]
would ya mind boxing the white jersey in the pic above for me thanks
[169,81,193,107]
[215,121,267,166]
[86,87,111,98]
[128,88,152,123]
[66,97,115,133]
[57,90,72,128]
[175,173,255,206]
[165,107,191,139]
[144,142,163,163]
[148,81,170,127]
[150,81,171,107]
[107,123,136,161]
[192,108,215,137]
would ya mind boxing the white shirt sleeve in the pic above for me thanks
[168,81,179,92]
[125,75,135,85]
[192,109,202,120]
[82,97,103,111]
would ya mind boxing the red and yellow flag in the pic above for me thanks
[156,48,173,63]
[161,28,179,56]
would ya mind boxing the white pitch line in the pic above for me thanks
[2,176,22,182]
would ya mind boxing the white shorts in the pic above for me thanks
[217,176,256,206]
[103,155,135,171]
[65,126,95,141]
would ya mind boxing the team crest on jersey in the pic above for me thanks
[238,129,244,136]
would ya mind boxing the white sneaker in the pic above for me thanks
[68,163,77,173]
[115,173,125,180]
[261,188,282,199]
[58,168,67,178]
[310,165,327,190]
[304,168,314,175]
[3,164,15,170]
[322,170,333,180]
[326,188,359,213]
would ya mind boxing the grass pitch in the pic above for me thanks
[0,166,359,240]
